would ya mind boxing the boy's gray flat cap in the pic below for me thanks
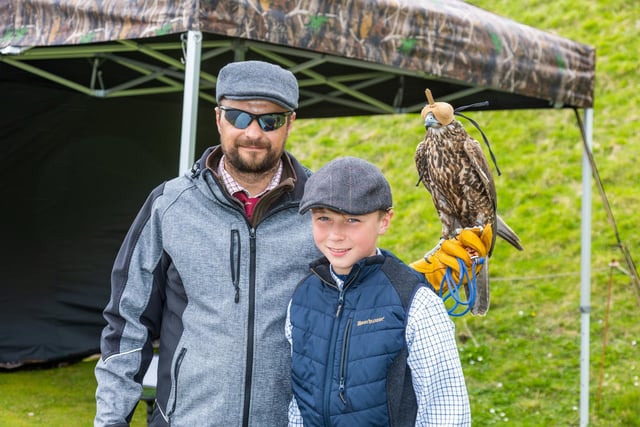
[300,157,393,215]
[216,60,298,111]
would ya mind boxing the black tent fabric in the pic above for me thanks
[0,0,595,367]
[0,82,217,367]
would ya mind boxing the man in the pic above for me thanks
[95,60,321,426]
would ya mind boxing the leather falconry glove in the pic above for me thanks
[410,225,493,294]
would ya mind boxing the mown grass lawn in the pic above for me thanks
[0,357,147,426]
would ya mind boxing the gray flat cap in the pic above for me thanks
[300,157,393,215]
[216,60,298,111]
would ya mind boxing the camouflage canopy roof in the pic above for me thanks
[0,0,595,117]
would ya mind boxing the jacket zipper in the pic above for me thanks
[242,227,257,427]
[230,229,241,303]
[335,287,345,317]
[322,284,348,426]
[338,317,352,404]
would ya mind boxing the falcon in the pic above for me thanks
[415,89,523,315]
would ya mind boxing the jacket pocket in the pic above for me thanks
[230,229,241,303]
[166,347,187,418]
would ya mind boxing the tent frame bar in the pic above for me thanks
[579,108,593,427]
[179,31,202,174]
[1,37,506,115]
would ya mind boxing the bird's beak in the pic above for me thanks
[424,114,440,129]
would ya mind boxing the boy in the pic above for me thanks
[286,156,471,426]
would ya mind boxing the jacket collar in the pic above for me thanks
[310,251,388,290]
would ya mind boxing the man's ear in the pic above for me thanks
[284,112,296,137]
[214,107,223,133]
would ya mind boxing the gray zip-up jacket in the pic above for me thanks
[95,146,320,426]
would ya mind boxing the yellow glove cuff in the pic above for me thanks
[410,257,447,293]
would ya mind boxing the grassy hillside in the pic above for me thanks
[1,1,638,426]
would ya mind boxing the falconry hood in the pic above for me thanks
[421,89,454,126]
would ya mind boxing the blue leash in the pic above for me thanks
[439,257,485,316]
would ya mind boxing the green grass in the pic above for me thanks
[0,357,147,426]
[2,0,639,425]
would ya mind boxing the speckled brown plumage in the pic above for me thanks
[416,119,499,246]
[415,95,522,315]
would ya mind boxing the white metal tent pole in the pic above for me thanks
[179,31,203,174]
[579,107,594,427]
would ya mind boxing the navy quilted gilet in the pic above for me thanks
[290,253,411,426]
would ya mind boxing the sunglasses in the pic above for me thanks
[218,106,292,131]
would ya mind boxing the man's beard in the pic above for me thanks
[225,144,282,174]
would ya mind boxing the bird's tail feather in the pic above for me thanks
[496,215,524,251]
[471,260,490,316]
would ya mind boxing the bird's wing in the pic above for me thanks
[415,138,442,211]
[415,139,429,185]
[460,132,499,257]
[462,135,497,212]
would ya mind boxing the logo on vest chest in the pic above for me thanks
[356,316,385,327]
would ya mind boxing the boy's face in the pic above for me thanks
[310,208,393,275]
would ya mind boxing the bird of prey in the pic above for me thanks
[415,89,523,315]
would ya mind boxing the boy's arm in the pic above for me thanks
[406,287,471,425]
[287,397,305,427]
